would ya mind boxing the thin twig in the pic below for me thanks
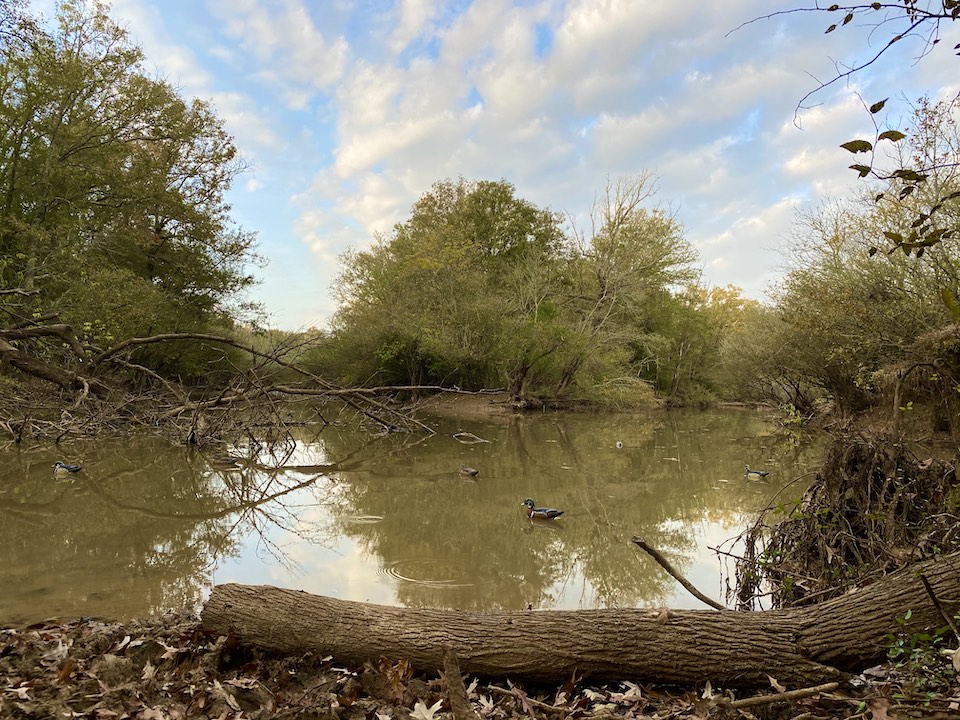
[485,685,567,715]
[920,572,960,641]
[631,536,726,611]
[724,682,840,709]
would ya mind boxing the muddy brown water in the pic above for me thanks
[0,408,824,624]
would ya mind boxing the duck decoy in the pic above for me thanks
[523,497,564,519]
[745,464,770,480]
[209,454,244,469]
[460,466,479,477]
[52,461,82,474]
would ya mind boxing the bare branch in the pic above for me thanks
[0,323,88,359]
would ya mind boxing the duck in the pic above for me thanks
[745,464,770,480]
[460,466,479,477]
[52,461,82,474]
[209,454,244,469]
[523,497,564,519]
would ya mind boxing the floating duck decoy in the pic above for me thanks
[523,497,564,519]
[460,466,479,477]
[745,465,770,480]
[453,432,491,445]
[52,461,82,474]
[210,454,244,469]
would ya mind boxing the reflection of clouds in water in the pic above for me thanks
[648,515,763,609]
[678,518,751,610]
[291,537,398,606]
[285,440,331,466]
[223,496,400,606]
[540,560,597,610]
[0,409,827,620]
[233,411,820,612]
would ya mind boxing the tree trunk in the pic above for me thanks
[0,337,108,395]
[201,550,960,688]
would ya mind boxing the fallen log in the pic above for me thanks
[201,550,960,687]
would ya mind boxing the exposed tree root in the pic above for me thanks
[732,432,960,609]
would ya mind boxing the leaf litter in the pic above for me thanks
[2,613,959,719]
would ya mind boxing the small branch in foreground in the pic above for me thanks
[724,681,839,709]
[442,647,481,720]
[920,572,960,642]
[631,536,726,611]
[484,685,566,715]
[0,288,40,296]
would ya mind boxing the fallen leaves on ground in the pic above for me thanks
[1,614,958,719]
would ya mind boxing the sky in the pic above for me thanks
[33,1,960,329]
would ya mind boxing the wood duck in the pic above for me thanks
[52,461,82,474]
[745,465,770,479]
[523,497,564,519]
[460,466,479,477]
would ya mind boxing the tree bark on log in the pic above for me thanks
[201,551,960,688]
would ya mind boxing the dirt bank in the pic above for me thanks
[412,391,520,422]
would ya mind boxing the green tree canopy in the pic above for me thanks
[0,0,259,363]
[329,175,714,406]
[742,98,960,417]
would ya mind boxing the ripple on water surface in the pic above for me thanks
[378,558,474,588]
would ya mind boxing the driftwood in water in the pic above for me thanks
[201,550,960,687]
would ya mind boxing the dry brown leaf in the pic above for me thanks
[868,697,891,720]
[509,683,537,720]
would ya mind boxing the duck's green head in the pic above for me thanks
[523,497,535,507]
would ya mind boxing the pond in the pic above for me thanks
[0,407,824,624]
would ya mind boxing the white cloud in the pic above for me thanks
[208,91,286,154]
[211,0,349,105]
[389,0,439,54]
[89,0,960,328]
[694,196,804,300]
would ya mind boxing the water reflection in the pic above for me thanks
[0,409,823,623]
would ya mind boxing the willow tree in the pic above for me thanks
[0,0,259,372]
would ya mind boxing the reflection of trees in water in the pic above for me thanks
[316,409,826,612]
[0,436,347,623]
[0,409,826,621]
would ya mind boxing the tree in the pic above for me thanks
[646,284,760,404]
[564,174,700,402]
[764,179,958,417]
[330,174,713,406]
[331,178,571,396]
[0,0,260,373]
[745,2,960,257]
